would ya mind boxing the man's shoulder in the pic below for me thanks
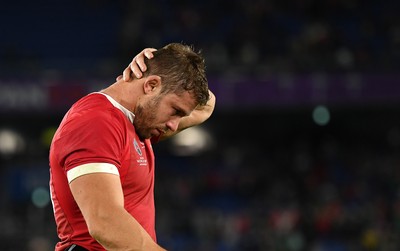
[59,93,125,134]
[72,92,110,111]
[68,93,121,120]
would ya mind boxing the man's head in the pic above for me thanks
[133,43,210,139]
[142,43,209,106]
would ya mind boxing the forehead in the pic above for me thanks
[162,91,197,112]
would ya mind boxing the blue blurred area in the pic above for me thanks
[0,0,120,76]
[0,0,400,76]
[1,1,400,250]
[0,1,119,56]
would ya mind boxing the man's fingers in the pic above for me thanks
[136,56,147,73]
[144,48,156,59]
[137,49,157,71]
[135,48,156,72]
[122,48,157,82]
[123,65,137,82]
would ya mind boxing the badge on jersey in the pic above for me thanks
[133,138,143,156]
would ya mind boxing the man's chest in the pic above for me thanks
[120,135,155,196]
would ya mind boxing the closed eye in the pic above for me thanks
[173,108,188,117]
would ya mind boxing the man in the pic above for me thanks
[49,43,216,251]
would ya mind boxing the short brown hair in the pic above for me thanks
[143,43,209,106]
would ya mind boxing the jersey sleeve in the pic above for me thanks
[53,110,126,174]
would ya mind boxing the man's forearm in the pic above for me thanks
[159,90,216,140]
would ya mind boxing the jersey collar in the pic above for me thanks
[94,92,135,123]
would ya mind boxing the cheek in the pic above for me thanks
[146,99,171,125]
[151,105,169,122]
[153,114,169,126]
[148,107,165,124]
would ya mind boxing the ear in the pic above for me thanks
[143,75,161,94]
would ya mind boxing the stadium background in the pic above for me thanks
[1,0,400,250]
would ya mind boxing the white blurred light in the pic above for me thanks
[335,47,354,68]
[312,105,330,126]
[0,129,25,156]
[31,187,51,208]
[171,127,213,156]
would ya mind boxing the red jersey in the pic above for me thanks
[49,93,156,251]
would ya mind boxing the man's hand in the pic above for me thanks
[116,48,157,82]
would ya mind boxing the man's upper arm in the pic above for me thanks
[69,171,124,225]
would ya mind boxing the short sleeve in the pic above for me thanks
[53,110,126,173]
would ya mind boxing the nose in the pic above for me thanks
[166,117,180,132]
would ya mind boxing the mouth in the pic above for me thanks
[158,129,167,135]
[152,129,165,137]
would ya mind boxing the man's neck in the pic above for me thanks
[101,80,141,114]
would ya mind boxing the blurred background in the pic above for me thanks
[1,0,400,250]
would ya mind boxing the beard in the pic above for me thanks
[133,95,161,140]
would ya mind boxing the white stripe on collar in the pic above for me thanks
[94,92,135,123]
